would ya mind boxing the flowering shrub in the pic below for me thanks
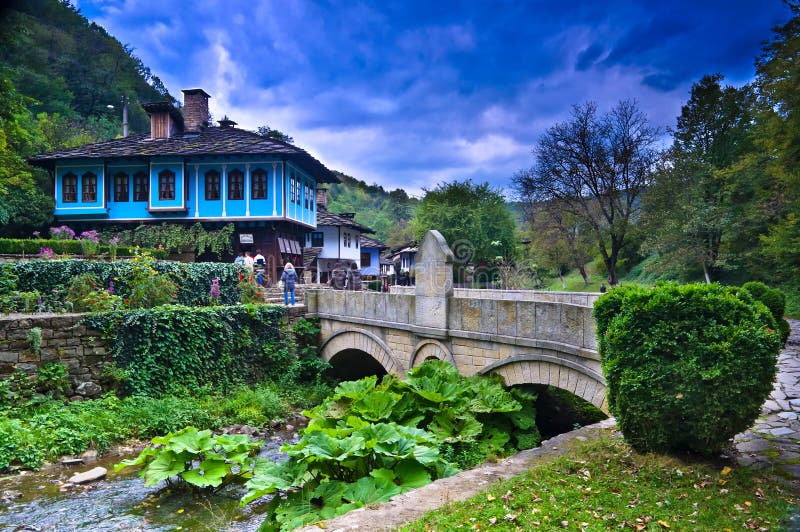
[79,230,100,258]
[38,247,54,260]
[108,236,120,261]
[209,278,221,304]
[238,276,264,304]
[49,225,75,241]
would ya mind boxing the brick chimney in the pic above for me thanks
[142,102,183,139]
[182,89,211,133]
[316,187,328,209]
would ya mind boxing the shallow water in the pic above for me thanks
[0,432,299,532]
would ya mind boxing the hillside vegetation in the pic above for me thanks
[327,171,418,247]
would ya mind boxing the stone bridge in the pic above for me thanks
[306,230,607,412]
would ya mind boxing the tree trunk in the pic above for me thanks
[702,262,712,284]
[558,268,566,289]
[578,264,590,287]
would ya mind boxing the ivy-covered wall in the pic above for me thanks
[83,305,292,396]
[1,304,303,399]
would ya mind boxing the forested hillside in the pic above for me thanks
[327,171,418,247]
[0,0,177,236]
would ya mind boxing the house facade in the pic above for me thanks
[303,188,374,284]
[358,234,388,277]
[29,89,339,283]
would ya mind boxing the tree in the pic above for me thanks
[255,125,294,144]
[513,100,660,285]
[411,179,516,271]
[642,75,756,283]
[753,1,800,283]
[526,200,594,287]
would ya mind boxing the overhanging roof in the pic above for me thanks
[28,126,340,184]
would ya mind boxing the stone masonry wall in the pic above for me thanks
[0,313,110,399]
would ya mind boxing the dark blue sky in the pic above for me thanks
[78,0,792,195]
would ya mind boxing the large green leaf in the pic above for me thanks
[507,402,537,430]
[115,446,156,471]
[161,427,215,454]
[180,458,229,488]
[352,390,400,421]
[395,460,432,490]
[334,435,368,461]
[342,476,401,505]
[468,379,521,413]
[334,376,377,400]
[429,410,482,441]
[142,450,187,487]
[411,444,441,466]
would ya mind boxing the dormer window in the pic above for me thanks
[205,170,220,200]
[62,172,77,203]
[82,172,97,202]
[228,169,244,200]
[251,168,267,199]
[158,169,175,201]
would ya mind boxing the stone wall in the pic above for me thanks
[0,313,109,399]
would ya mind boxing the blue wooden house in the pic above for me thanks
[28,89,339,283]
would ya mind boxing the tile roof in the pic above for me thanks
[303,247,322,269]
[359,234,388,249]
[28,127,339,183]
[316,206,374,233]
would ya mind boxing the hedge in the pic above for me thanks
[10,259,243,306]
[594,282,781,454]
[83,305,290,396]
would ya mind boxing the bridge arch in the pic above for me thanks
[479,354,608,413]
[409,339,456,370]
[319,328,401,378]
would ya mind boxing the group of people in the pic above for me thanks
[329,262,362,291]
[234,249,297,306]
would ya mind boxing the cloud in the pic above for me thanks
[77,0,793,195]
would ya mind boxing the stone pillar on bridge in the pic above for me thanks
[414,230,454,331]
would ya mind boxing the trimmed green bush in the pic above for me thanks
[594,283,781,454]
[742,281,791,346]
[11,259,242,306]
[83,305,291,396]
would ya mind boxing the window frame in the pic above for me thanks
[205,169,220,201]
[251,168,267,199]
[133,171,149,202]
[228,168,244,200]
[158,169,176,201]
[311,232,324,247]
[81,172,97,202]
[113,172,129,202]
[62,172,77,203]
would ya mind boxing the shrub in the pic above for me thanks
[11,259,241,307]
[742,281,791,346]
[594,283,781,454]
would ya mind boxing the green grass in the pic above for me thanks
[0,380,333,472]
[398,435,797,531]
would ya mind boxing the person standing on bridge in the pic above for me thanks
[281,262,298,306]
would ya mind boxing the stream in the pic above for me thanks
[0,430,300,532]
